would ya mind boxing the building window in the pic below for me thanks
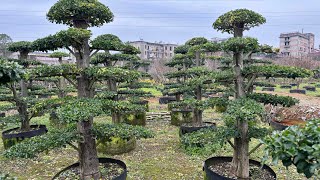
[148,46,149,50]
[170,46,172,51]
[145,51,146,55]
[165,47,167,50]
[145,45,147,49]
[170,53,172,57]
[285,42,290,46]
[285,37,290,41]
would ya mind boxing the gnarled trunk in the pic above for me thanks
[58,58,67,98]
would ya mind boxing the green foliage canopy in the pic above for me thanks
[47,0,114,27]
[213,9,266,34]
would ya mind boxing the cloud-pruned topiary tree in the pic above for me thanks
[210,9,312,179]
[3,1,152,179]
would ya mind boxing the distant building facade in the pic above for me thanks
[129,40,178,60]
[10,52,72,65]
[279,32,315,58]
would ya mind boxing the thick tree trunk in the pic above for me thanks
[17,52,30,131]
[232,26,250,179]
[73,20,100,180]
[107,79,121,124]
[193,52,203,125]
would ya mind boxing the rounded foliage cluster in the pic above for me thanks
[91,34,123,50]
[47,0,114,27]
[185,37,208,46]
[222,37,259,53]
[49,52,70,58]
[213,8,266,34]
[0,59,24,84]
[7,41,33,54]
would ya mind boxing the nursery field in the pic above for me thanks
[0,98,306,180]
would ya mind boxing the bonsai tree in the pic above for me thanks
[0,34,13,58]
[263,118,320,178]
[49,52,70,98]
[3,0,153,179]
[207,9,312,179]
[164,37,222,127]
[91,41,153,125]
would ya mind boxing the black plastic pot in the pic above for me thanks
[180,122,216,136]
[270,119,289,131]
[159,96,176,104]
[2,125,48,149]
[280,85,291,89]
[52,158,127,180]
[290,83,298,86]
[303,86,316,91]
[203,156,277,180]
[289,89,306,94]
[0,112,5,117]
[262,87,275,92]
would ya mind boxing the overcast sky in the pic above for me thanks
[1,0,320,47]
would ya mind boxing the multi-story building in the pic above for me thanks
[279,32,315,58]
[129,40,178,60]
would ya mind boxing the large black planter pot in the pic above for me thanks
[52,158,127,180]
[270,119,288,131]
[203,156,277,180]
[159,96,176,104]
[180,122,216,136]
[262,87,275,92]
[2,125,48,149]
[290,89,306,94]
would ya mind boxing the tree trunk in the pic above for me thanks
[74,20,100,180]
[17,52,30,131]
[193,51,203,125]
[58,58,67,98]
[232,26,250,179]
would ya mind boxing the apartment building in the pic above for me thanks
[129,40,178,60]
[279,32,315,58]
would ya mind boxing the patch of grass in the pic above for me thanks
[141,87,162,97]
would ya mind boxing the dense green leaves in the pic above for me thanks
[185,37,208,46]
[243,65,313,79]
[0,59,24,84]
[85,67,141,82]
[247,93,298,107]
[222,37,259,53]
[49,52,69,58]
[93,123,154,141]
[56,28,92,49]
[3,127,79,158]
[7,41,33,54]
[91,34,122,51]
[47,0,114,27]
[213,9,266,34]
[32,35,64,52]
[29,64,79,78]
[224,98,264,122]
[263,118,320,178]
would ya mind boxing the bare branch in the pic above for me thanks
[90,49,99,58]
[66,47,76,57]
[245,74,257,92]
[227,140,235,149]
[249,143,263,155]
[64,76,77,89]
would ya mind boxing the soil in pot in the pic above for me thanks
[96,137,136,155]
[208,162,275,180]
[204,157,276,180]
[2,125,48,149]
[53,158,127,180]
